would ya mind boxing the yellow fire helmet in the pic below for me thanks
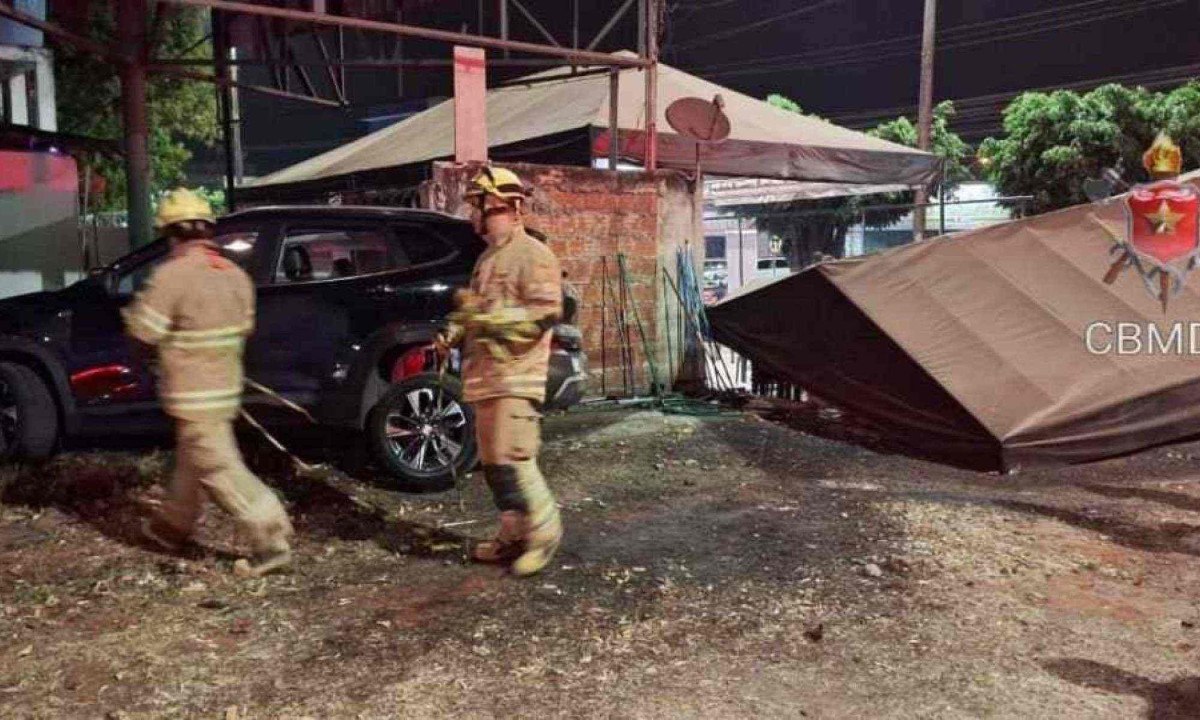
[155,188,215,230]
[1143,132,1183,178]
[463,166,529,204]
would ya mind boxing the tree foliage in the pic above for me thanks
[979,82,1200,216]
[52,6,219,211]
[733,97,971,268]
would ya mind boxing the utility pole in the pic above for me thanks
[118,0,152,247]
[913,0,937,242]
[644,0,658,172]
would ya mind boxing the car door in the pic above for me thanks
[245,218,472,412]
[67,225,269,419]
[66,240,171,416]
[245,220,400,409]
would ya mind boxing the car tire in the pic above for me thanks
[367,372,478,491]
[0,362,59,462]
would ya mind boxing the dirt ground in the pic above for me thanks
[2,402,1200,719]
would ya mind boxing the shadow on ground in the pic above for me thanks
[1044,659,1200,719]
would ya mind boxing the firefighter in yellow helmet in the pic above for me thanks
[126,188,293,578]
[441,166,564,576]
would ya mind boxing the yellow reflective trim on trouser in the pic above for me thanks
[163,388,242,398]
[165,398,242,412]
[163,388,242,413]
[171,322,253,339]
[162,336,245,350]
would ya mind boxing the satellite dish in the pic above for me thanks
[666,95,730,180]
[1083,177,1115,203]
[666,95,731,144]
[1083,167,1130,203]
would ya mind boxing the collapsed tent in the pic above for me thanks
[244,51,939,202]
[709,178,1200,472]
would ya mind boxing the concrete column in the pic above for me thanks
[33,50,55,131]
[8,72,28,125]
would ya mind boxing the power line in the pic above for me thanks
[708,0,1185,76]
[827,63,1200,127]
[692,0,1130,72]
[699,0,1187,78]
[673,0,848,51]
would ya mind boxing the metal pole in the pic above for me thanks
[601,255,608,397]
[214,10,237,210]
[153,67,343,107]
[161,0,648,67]
[637,0,646,56]
[499,0,509,58]
[644,0,658,172]
[229,48,244,185]
[608,68,620,170]
[737,216,745,288]
[118,0,152,248]
[338,27,346,102]
[572,0,579,49]
[394,7,404,97]
[913,0,937,241]
[939,188,946,236]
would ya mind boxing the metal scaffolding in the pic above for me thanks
[0,0,663,245]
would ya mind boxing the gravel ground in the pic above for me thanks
[1,404,1199,719]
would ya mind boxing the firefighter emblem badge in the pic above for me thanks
[1103,133,1199,311]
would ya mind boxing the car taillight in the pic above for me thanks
[392,346,433,382]
[71,364,139,401]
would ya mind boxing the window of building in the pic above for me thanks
[704,234,726,260]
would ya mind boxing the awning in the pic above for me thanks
[248,51,940,199]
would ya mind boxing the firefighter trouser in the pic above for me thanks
[159,419,293,555]
[473,397,559,536]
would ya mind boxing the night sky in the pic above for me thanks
[661,0,1200,138]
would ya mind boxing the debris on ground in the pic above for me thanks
[1,408,1199,718]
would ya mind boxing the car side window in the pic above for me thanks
[274,227,405,284]
[114,241,170,297]
[395,225,454,266]
[116,259,160,296]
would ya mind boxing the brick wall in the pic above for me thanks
[424,161,701,398]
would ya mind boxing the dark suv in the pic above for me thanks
[0,206,587,487]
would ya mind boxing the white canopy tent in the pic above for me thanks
[245,51,940,201]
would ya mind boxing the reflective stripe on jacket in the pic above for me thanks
[462,226,563,404]
[123,241,255,422]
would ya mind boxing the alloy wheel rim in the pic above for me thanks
[383,387,468,474]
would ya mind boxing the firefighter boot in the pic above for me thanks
[232,490,295,578]
[233,515,293,578]
[473,465,527,563]
[471,510,526,563]
[511,459,561,577]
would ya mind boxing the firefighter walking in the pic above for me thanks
[126,188,294,577]
[442,167,564,577]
